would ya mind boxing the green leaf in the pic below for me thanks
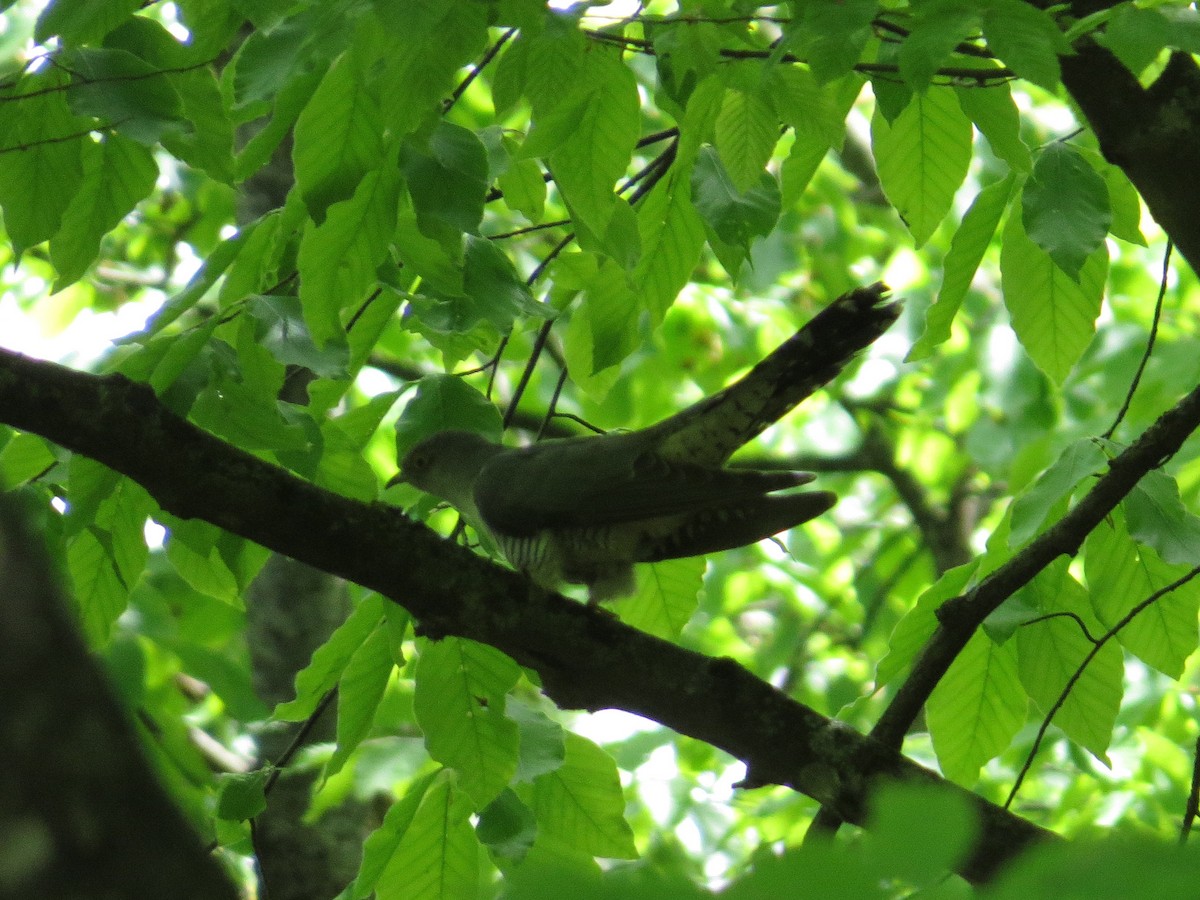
[1096,161,1146,246]
[189,363,309,453]
[928,630,1025,785]
[633,167,706,325]
[520,92,590,160]
[508,701,566,784]
[133,226,256,340]
[987,835,1200,900]
[1022,143,1111,280]
[723,839,879,899]
[715,85,779,192]
[876,560,978,688]
[216,770,269,822]
[462,235,546,328]
[1009,438,1106,546]
[393,375,503,456]
[1016,563,1122,761]
[376,772,479,900]
[871,88,973,246]
[0,433,57,488]
[344,772,440,900]
[547,47,641,242]
[293,49,384,223]
[768,66,849,149]
[956,82,1032,172]
[101,478,153,589]
[553,251,639,375]
[899,2,980,92]
[865,782,979,884]
[245,296,350,380]
[163,64,235,181]
[62,47,184,144]
[909,175,1014,360]
[326,621,395,777]
[35,0,140,46]
[1085,513,1200,679]
[173,639,265,721]
[498,155,547,223]
[50,133,158,291]
[68,527,129,646]
[393,209,466,297]
[166,519,242,605]
[63,457,122,538]
[1000,209,1107,384]
[105,16,235,181]
[1096,7,1200,76]
[691,146,781,252]
[228,20,315,109]
[531,733,637,860]
[406,122,489,242]
[785,0,878,84]
[414,638,521,808]
[234,67,325,180]
[0,75,86,257]
[675,73,724,167]
[329,390,403,452]
[477,788,538,863]
[618,557,705,640]
[780,130,829,213]
[1124,471,1200,567]
[298,166,401,346]
[275,593,387,721]
[980,0,1070,92]
[376,0,488,139]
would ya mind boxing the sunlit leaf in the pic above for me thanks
[928,631,1026,785]
[414,638,521,808]
[532,734,638,860]
[1085,513,1200,679]
[872,88,973,246]
[1001,210,1107,384]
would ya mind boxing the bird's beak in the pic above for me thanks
[385,471,407,489]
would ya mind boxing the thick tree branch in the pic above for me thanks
[1060,45,1200,277]
[0,347,1051,884]
[0,494,239,899]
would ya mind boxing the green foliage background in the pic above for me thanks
[2,0,1200,896]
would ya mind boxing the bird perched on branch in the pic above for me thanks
[395,283,899,603]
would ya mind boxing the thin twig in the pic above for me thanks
[538,368,571,440]
[1182,733,1200,843]
[1105,241,1173,440]
[503,318,556,431]
[1005,563,1200,807]
[262,688,339,797]
[446,27,516,111]
[1018,611,1101,646]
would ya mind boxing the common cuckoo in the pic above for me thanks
[396,283,898,602]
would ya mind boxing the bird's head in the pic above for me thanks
[390,429,505,517]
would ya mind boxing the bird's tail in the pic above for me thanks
[639,489,837,562]
[651,283,899,467]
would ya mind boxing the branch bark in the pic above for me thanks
[0,493,240,899]
[1061,44,1200,276]
[0,347,1051,884]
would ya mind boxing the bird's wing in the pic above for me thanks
[474,437,816,535]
